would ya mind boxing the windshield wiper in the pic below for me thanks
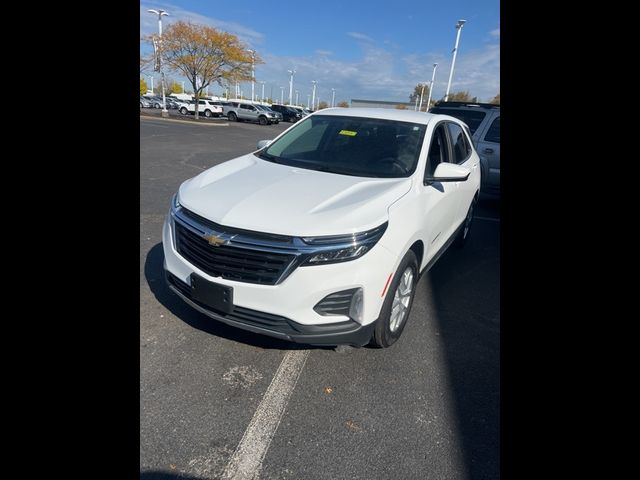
[256,151,280,163]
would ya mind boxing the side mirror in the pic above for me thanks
[425,163,471,184]
[257,140,272,150]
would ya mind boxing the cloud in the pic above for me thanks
[489,28,500,39]
[140,1,264,45]
[315,50,333,56]
[347,31,374,42]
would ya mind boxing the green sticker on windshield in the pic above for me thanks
[339,130,357,136]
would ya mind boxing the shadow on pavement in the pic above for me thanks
[144,242,331,351]
[423,207,501,479]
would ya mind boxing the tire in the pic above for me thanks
[371,250,419,348]
[180,107,188,115]
[140,102,143,108]
[204,109,212,118]
[454,196,477,248]
[258,116,267,125]
[228,112,237,122]
[154,103,161,109]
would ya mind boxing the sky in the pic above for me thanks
[140,0,500,105]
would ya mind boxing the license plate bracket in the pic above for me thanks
[190,274,233,314]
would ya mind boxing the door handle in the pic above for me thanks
[483,148,494,154]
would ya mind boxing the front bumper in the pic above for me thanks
[165,271,375,346]
[162,213,397,345]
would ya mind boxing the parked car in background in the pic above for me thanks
[430,102,500,196]
[162,108,480,348]
[140,96,153,108]
[255,104,282,123]
[224,102,280,125]
[178,99,223,118]
[269,104,302,122]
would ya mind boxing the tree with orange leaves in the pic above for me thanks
[152,21,260,119]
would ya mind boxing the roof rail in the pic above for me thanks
[433,101,500,109]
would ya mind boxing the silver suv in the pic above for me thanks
[430,102,500,196]
[225,102,280,125]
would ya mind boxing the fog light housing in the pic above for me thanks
[314,287,364,323]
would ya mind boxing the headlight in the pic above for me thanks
[301,222,387,265]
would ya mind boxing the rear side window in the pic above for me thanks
[446,122,472,164]
[484,117,500,143]
[430,108,486,134]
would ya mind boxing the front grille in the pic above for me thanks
[175,222,295,285]
[167,273,299,335]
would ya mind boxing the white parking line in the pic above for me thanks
[476,216,500,222]
[222,349,310,480]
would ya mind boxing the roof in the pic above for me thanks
[351,99,415,106]
[311,107,437,125]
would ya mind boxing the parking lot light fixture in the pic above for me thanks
[331,88,336,107]
[311,80,317,110]
[295,90,299,105]
[147,9,169,117]
[288,69,296,105]
[444,19,466,102]
[280,86,284,104]
[426,63,438,111]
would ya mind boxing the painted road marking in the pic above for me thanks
[476,216,500,222]
[222,350,310,480]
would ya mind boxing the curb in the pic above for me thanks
[140,115,229,126]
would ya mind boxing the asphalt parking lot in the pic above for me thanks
[140,115,500,480]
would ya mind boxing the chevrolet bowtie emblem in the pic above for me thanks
[203,233,226,246]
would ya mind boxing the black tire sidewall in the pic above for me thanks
[454,196,476,248]
[372,250,419,348]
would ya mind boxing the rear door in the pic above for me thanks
[421,122,460,260]
[475,114,500,194]
[445,121,479,225]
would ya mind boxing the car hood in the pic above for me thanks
[178,153,412,236]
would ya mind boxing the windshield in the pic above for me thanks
[256,114,426,178]
[255,105,270,111]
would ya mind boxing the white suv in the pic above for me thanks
[178,99,223,118]
[162,108,480,347]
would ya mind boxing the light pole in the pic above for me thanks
[280,87,284,104]
[247,49,255,102]
[147,9,169,117]
[181,81,185,93]
[331,88,336,107]
[418,83,426,111]
[311,80,317,111]
[426,63,438,111]
[444,19,466,102]
[260,81,266,103]
[287,69,296,105]
[295,90,299,106]
[149,75,154,94]
[307,94,311,108]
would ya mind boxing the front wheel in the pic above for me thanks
[179,107,188,115]
[228,112,237,122]
[454,196,477,248]
[258,116,267,125]
[371,250,418,348]
[204,109,212,118]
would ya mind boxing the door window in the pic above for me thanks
[446,122,472,164]
[483,117,500,143]
[424,124,451,180]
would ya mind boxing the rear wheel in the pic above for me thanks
[228,112,237,122]
[371,250,418,348]
[258,116,267,125]
[179,107,188,115]
[204,109,212,118]
[154,103,161,109]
